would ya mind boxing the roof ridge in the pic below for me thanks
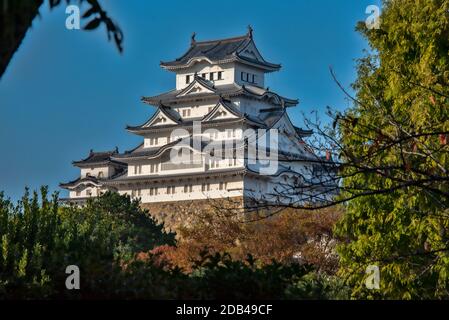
[73,148,118,164]
[90,149,116,154]
[194,34,249,45]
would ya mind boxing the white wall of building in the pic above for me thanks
[175,62,235,90]
[67,51,319,207]
[117,176,244,203]
[69,185,107,198]
[234,63,265,88]
[80,166,115,178]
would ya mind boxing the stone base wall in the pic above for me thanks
[141,197,244,233]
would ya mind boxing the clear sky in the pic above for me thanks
[0,0,381,201]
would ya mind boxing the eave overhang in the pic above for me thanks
[103,168,248,186]
[141,85,298,108]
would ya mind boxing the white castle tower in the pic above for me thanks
[61,28,324,209]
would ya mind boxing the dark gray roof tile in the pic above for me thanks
[72,149,126,167]
[160,31,280,71]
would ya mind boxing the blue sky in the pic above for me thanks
[0,0,381,201]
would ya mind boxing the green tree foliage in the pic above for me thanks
[0,188,348,299]
[336,0,449,299]
[0,188,174,298]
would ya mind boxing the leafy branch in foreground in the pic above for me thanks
[1,0,123,78]
[0,187,346,299]
[219,0,449,300]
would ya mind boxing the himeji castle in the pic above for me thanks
[60,28,328,214]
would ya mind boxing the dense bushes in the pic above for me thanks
[0,188,347,299]
[0,188,175,298]
[161,207,342,274]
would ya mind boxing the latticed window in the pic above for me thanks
[134,165,142,175]
[167,186,175,194]
[150,164,158,173]
[201,183,211,192]
[149,187,158,196]
[182,109,191,117]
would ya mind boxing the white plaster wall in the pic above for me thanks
[81,166,111,178]
[144,136,170,148]
[172,101,216,121]
[238,99,279,118]
[175,62,235,90]
[69,185,107,198]
[117,176,244,203]
[234,64,265,88]
[142,124,243,149]
[127,151,244,178]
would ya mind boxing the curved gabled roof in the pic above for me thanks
[141,83,298,107]
[72,148,125,168]
[126,104,181,132]
[111,138,191,161]
[160,29,281,72]
[103,168,248,185]
[175,74,216,97]
[112,136,229,163]
[201,98,243,122]
[60,170,127,190]
[201,98,267,127]
[127,98,267,135]
[59,176,104,190]
[293,126,313,137]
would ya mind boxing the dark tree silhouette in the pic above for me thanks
[0,0,123,78]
